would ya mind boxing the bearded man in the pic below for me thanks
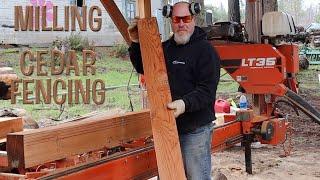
[128,2,220,179]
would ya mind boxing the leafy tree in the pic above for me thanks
[278,0,305,26]
[205,3,228,22]
[317,5,320,23]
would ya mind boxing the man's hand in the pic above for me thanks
[128,17,139,43]
[167,99,185,118]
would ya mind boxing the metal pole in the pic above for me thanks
[244,134,253,174]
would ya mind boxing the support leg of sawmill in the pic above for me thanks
[244,134,253,174]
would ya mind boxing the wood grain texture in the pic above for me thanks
[0,117,23,139]
[137,18,186,179]
[100,0,131,45]
[7,110,152,169]
[137,0,151,18]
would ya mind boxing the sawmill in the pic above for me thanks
[0,0,319,179]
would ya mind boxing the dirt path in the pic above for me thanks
[212,92,320,180]
[212,142,320,180]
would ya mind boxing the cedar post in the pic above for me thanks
[100,0,186,178]
[137,18,186,179]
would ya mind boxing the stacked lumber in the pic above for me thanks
[0,117,23,168]
[7,110,152,169]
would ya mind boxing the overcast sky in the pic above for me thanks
[204,0,320,9]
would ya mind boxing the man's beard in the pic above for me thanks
[174,32,192,45]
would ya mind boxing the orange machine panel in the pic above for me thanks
[212,43,287,95]
[277,44,299,74]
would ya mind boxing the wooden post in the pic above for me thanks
[138,18,186,179]
[100,0,131,45]
[137,0,151,18]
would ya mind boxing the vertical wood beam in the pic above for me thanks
[137,0,151,18]
[100,0,131,45]
[137,18,186,180]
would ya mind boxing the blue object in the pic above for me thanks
[179,122,214,180]
[239,95,248,109]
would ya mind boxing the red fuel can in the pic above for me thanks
[214,99,231,113]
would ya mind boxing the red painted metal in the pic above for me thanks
[0,155,8,167]
[42,146,158,180]
[277,44,299,74]
[259,119,287,145]
[212,121,242,152]
[36,121,249,180]
[213,43,289,96]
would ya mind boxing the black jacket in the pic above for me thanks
[129,26,221,134]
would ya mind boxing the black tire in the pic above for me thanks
[299,55,309,70]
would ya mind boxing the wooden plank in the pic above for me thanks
[100,0,131,45]
[7,110,152,169]
[0,173,25,179]
[137,18,186,179]
[137,0,151,18]
[0,117,23,139]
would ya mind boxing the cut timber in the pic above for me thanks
[7,110,152,169]
[137,0,151,18]
[100,0,131,45]
[137,18,186,179]
[0,117,23,139]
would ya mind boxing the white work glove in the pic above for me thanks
[127,17,139,43]
[167,99,185,118]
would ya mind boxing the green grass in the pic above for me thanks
[217,69,239,94]
[297,65,320,96]
[0,48,141,123]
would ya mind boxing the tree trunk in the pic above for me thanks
[263,0,278,13]
[191,0,206,27]
[245,0,263,43]
[245,0,277,43]
[228,0,240,23]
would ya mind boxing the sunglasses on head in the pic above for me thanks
[171,15,193,23]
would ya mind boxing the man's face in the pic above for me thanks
[171,3,195,45]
